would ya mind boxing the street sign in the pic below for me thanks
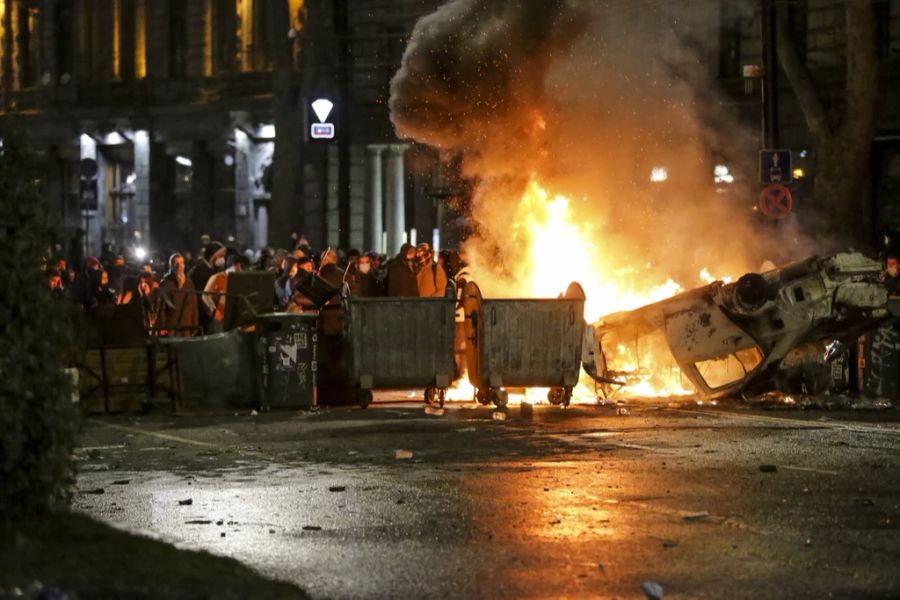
[759,183,793,219]
[311,123,335,139]
[759,150,792,184]
[309,98,335,140]
[79,178,98,211]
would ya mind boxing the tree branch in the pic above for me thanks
[774,1,829,139]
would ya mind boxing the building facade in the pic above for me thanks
[0,0,457,260]
[3,1,898,260]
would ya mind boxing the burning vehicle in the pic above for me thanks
[583,253,899,400]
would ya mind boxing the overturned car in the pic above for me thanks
[583,253,899,400]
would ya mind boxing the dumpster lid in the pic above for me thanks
[292,272,340,309]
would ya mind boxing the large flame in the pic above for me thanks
[463,179,737,401]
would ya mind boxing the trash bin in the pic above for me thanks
[255,313,318,409]
[167,329,256,410]
[463,281,586,407]
[342,282,457,408]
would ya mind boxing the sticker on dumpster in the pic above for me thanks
[294,332,307,349]
[278,344,298,369]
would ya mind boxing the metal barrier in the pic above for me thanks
[462,281,586,407]
[342,282,457,408]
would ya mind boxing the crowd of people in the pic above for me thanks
[43,232,467,336]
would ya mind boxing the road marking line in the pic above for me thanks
[92,421,219,448]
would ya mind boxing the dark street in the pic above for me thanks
[74,400,900,599]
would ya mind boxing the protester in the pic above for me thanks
[47,268,65,298]
[66,256,106,310]
[346,253,381,297]
[156,253,199,336]
[318,248,345,291]
[882,254,900,296]
[202,254,243,333]
[387,244,419,297]
[275,256,299,308]
[189,241,225,331]
[416,243,448,297]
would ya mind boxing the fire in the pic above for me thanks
[509,180,685,323]
[462,179,738,402]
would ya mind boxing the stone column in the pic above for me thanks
[133,130,151,245]
[384,144,408,256]
[366,145,385,253]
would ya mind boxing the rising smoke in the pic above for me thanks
[390,0,817,304]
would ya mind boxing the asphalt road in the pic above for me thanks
[74,399,900,599]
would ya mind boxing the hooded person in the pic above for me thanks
[66,256,105,310]
[387,243,420,297]
[156,253,199,336]
[416,243,448,298]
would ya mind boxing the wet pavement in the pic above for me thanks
[74,400,900,599]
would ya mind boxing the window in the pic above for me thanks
[167,0,188,78]
[237,0,271,72]
[695,347,763,390]
[718,2,742,78]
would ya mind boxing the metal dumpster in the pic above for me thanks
[166,329,257,410]
[463,281,586,407]
[254,313,318,410]
[342,282,457,408]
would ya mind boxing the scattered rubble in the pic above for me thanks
[641,580,665,600]
[178,498,193,506]
[759,464,778,473]
[395,449,414,460]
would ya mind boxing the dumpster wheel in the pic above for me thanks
[424,387,437,405]
[548,387,574,408]
[358,389,373,409]
[488,388,508,408]
[475,388,492,406]
[438,388,446,408]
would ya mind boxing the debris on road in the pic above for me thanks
[520,402,534,418]
[178,498,193,506]
[492,410,507,421]
[759,464,778,473]
[250,410,258,416]
[395,449,414,460]
[424,405,445,416]
[455,427,477,433]
[617,408,630,416]
[641,580,665,599]
[680,511,709,522]
[302,525,322,531]
[81,488,105,495]
[185,520,212,525]
[328,486,347,492]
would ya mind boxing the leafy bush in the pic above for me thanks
[0,132,79,519]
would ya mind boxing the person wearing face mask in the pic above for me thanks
[415,243,448,298]
[882,254,900,297]
[156,253,199,336]
[346,253,381,297]
[387,243,420,297]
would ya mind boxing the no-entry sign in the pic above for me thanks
[759,183,793,219]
